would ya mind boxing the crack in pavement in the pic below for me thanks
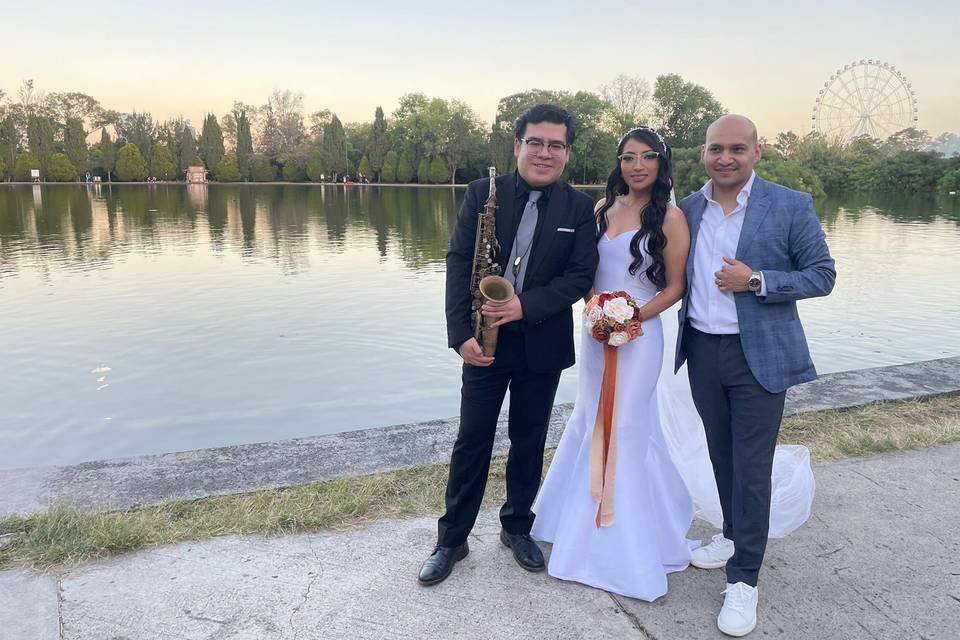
[608,592,659,640]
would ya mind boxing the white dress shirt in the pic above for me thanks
[687,171,764,335]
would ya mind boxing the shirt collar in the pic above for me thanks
[701,170,756,208]
[515,172,555,202]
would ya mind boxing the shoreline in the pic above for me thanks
[1,356,957,519]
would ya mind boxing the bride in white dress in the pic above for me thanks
[531,128,814,602]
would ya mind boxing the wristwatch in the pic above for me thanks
[747,271,762,293]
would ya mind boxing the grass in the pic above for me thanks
[2,394,958,570]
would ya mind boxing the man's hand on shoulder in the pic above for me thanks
[458,337,494,367]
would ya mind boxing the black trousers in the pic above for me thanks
[684,326,786,587]
[437,331,562,547]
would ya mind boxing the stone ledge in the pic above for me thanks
[1,356,957,518]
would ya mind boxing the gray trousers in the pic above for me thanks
[684,326,786,587]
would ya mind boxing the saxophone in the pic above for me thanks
[469,167,515,357]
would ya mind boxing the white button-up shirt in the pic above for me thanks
[687,171,762,335]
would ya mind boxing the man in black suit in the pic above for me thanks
[418,104,599,586]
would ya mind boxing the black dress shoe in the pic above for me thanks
[417,542,469,586]
[500,529,545,572]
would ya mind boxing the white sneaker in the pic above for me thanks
[691,533,735,569]
[717,582,758,637]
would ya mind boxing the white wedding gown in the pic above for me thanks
[531,230,815,601]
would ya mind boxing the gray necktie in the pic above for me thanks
[506,190,542,293]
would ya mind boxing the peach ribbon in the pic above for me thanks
[589,344,619,528]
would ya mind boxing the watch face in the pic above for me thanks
[748,275,761,291]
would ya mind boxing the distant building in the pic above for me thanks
[186,166,207,183]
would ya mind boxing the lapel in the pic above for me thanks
[735,177,771,260]
[494,173,516,272]
[527,180,567,278]
[685,192,708,281]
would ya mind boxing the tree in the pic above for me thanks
[428,156,449,184]
[381,150,398,182]
[46,153,78,182]
[652,74,725,148]
[358,155,371,179]
[150,144,177,180]
[214,157,241,182]
[259,90,305,158]
[235,109,253,179]
[938,166,960,192]
[116,111,155,161]
[198,113,225,169]
[249,155,276,182]
[0,116,17,180]
[368,106,389,181]
[396,150,414,183]
[115,143,148,181]
[773,131,801,159]
[63,117,87,177]
[14,151,41,181]
[282,157,307,182]
[417,156,430,183]
[0,158,5,181]
[97,128,117,182]
[306,150,325,181]
[443,102,484,184]
[599,74,652,132]
[321,114,349,180]
[27,115,56,171]
[171,120,197,176]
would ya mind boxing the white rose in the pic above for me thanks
[602,297,634,324]
[586,306,603,324]
[608,331,629,347]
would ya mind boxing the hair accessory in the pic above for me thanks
[620,127,668,153]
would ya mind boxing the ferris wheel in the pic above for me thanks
[812,60,918,142]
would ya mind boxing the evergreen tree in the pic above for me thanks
[381,150,398,183]
[14,152,41,181]
[115,144,148,181]
[396,150,414,183]
[417,156,430,184]
[428,156,450,184]
[173,121,197,177]
[368,106,389,181]
[0,116,17,180]
[150,144,177,180]
[358,155,371,180]
[198,113,225,169]
[27,115,57,171]
[306,150,325,181]
[214,157,242,182]
[98,128,117,182]
[46,153,78,182]
[321,114,348,180]
[63,118,87,178]
[236,109,253,179]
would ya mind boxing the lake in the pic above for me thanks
[1,184,958,469]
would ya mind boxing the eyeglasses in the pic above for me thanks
[618,151,661,165]
[519,138,569,154]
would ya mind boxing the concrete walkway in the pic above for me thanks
[3,443,958,640]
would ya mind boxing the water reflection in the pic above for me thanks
[0,185,958,469]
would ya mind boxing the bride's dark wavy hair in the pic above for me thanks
[595,128,673,290]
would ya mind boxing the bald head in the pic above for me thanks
[701,114,762,195]
[706,114,758,146]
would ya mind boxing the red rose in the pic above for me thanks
[627,321,641,339]
[632,306,642,320]
[612,322,625,333]
[592,325,611,343]
[597,292,612,306]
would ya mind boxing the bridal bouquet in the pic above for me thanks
[585,291,643,347]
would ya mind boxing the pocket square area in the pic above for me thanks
[557,227,575,233]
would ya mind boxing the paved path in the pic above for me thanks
[3,443,958,639]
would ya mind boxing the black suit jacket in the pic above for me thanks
[445,172,599,373]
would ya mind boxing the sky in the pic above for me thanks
[4,0,959,138]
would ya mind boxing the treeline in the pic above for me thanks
[1,77,957,195]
